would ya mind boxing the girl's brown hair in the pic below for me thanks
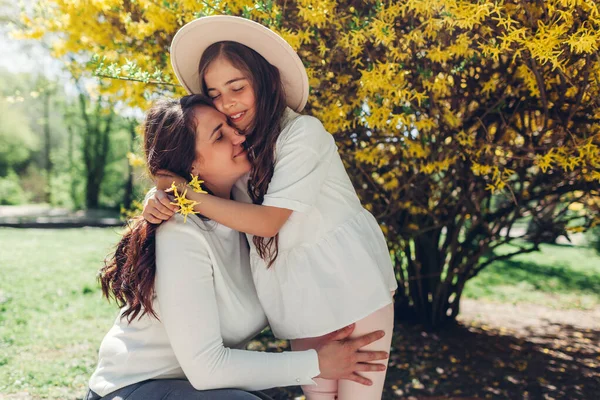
[198,41,287,267]
[98,94,213,322]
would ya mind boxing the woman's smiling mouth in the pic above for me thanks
[233,148,246,158]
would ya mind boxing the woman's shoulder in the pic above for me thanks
[156,214,212,247]
[154,214,217,276]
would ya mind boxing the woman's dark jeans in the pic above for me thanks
[85,379,273,400]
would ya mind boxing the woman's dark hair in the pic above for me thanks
[98,94,213,322]
[198,41,287,267]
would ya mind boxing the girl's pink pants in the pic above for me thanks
[290,298,395,400]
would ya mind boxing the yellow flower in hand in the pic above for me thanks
[170,182,199,223]
[189,174,207,194]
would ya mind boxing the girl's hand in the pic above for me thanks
[314,325,389,386]
[143,189,178,224]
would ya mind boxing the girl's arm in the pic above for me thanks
[155,115,336,235]
[142,186,178,224]
[191,191,292,238]
[155,174,292,238]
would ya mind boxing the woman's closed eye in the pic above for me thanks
[232,86,245,92]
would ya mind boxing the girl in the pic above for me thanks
[145,16,398,400]
[88,95,389,400]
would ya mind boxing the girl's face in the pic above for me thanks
[203,56,257,132]
[191,105,251,190]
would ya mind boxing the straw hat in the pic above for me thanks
[170,15,309,112]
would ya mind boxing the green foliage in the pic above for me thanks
[587,226,600,256]
[0,170,32,205]
[0,99,39,176]
[18,165,48,204]
[0,68,147,210]
[48,171,77,208]
[14,0,600,327]
[90,54,177,87]
[97,123,137,208]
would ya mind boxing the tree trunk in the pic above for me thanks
[43,91,52,204]
[122,121,136,209]
[526,195,563,243]
[76,88,114,210]
[67,124,79,208]
[394,221,476,329]
[86,172,100,209]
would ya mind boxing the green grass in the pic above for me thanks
[0,228,599,399]
[0,228,120,399]
[463,242,600,309]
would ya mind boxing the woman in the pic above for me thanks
[145,16,397,400]
[86,95,388,400]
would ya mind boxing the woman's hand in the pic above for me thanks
[314,324,389,386]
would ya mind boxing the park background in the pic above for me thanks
[0,0,599,399]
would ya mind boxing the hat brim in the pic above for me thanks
[170,15,309,113]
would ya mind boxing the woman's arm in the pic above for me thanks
[155,215,315,390]
[155,216,388,391]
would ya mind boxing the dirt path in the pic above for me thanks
[382,300,599,399]
[0,205,121,228]
[459,298,600,332]
[265,300,599,400]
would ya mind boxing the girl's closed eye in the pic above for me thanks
[215,131,223,141]
[232,86,245,92]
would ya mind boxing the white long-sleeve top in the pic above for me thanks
[88,214,319,396]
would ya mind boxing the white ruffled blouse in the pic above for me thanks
[233,109,398,339]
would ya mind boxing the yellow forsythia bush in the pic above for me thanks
[18,0,600,326]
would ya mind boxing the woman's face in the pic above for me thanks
[203,56,257,132]
[191,105,251,189]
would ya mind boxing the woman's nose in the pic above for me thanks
[232,132,246,145]
[229,128,246,145]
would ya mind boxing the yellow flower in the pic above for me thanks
[170,183,199,223]
[126,152,146,168]
[535,153,554,173]
[188,174,208,194]
[485,183,497,194]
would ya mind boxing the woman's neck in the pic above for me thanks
[203,181,234,199]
